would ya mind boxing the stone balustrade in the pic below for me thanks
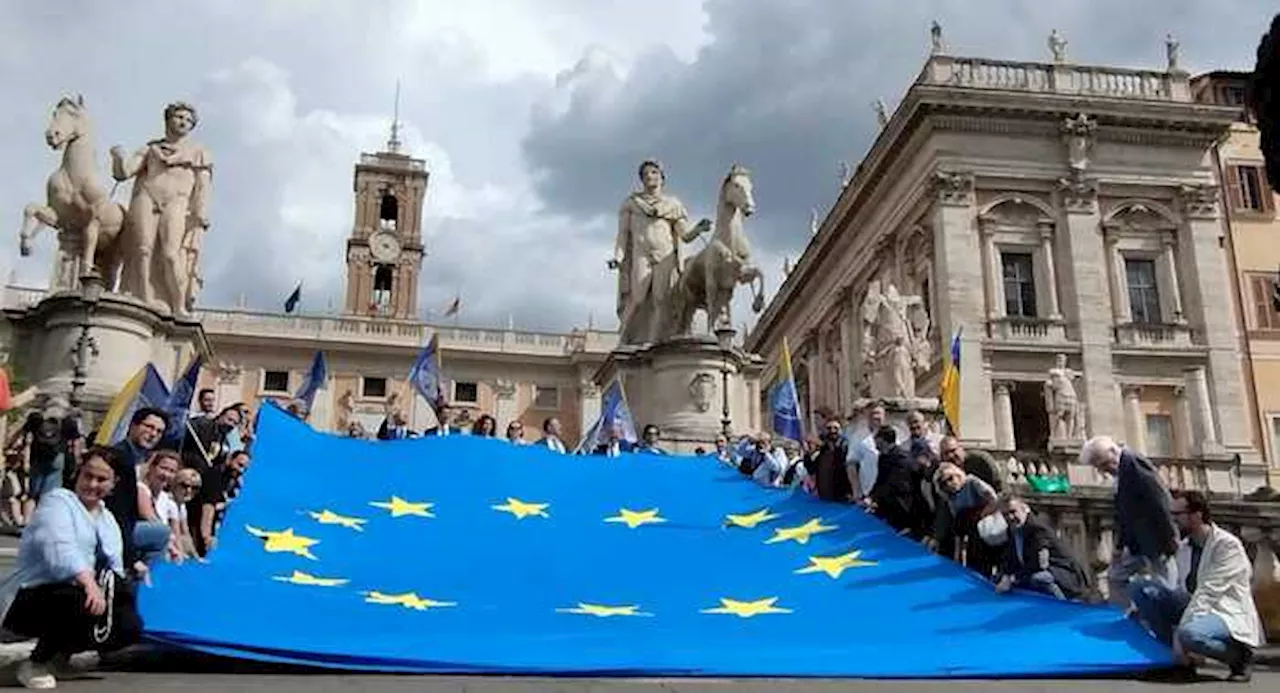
[996,449,1241,496]
[919,55,1190,102]
[1114,322,1195,348]
[359,153,426,171]
[988,317,1068,344]
[1,284,618,357]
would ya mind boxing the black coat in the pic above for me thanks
[806,437,851,502]
[870,446,925,533]
[1002,513,1090,599]
[1114,448,1178,560]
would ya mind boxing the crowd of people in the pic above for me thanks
[0,389,254,688]
[0,393,1266,686]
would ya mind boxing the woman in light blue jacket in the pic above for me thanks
[0,447,134,690]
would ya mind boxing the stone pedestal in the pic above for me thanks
[3,288,211,423]
[595,335,764,454]
[850,396,945,446]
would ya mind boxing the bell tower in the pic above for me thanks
[343,102,428,319]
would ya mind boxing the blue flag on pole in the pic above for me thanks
[96,363,171,446]
[294,351,328,410]
[139,403,1172,678]
[769,337,804,443]
[160,356,204,448]
[573,378,637,454]
[408,334,443,410]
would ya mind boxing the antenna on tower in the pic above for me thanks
[387,79,403,153]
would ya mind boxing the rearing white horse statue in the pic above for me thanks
[671,164,766,335]
[17,95,129,290]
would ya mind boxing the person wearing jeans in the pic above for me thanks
[1129,490,1261,683]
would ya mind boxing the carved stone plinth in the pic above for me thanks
[595,335,764,453]
[2,288,211,422]
[850,396,946,444]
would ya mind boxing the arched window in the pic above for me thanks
[379,193,398,230]
[372,264,394,313]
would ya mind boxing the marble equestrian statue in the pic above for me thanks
[17,95,131,291]
[861,281,931,400]
[1044,353,1084,441]
[670,164,766,336]
[610,160,710,345]
[109,101,213,317]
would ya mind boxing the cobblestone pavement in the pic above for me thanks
[0,645,1272,692]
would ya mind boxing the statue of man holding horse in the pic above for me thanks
[610,160,710,345]
[110,101,213,317]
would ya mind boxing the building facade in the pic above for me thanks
[2,137,618,444]
[1192,72,1280,479]
[747,48,1268,494]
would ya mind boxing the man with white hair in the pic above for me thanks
[1080,435,1179,609]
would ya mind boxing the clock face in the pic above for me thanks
[369,231,401,262]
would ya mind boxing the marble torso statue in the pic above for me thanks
[1044,354,1082,440]
[861,281,931,399]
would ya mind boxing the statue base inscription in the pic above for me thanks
[4,288,211,420]
[595,335,765,454]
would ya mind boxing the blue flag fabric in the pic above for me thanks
[573,378,637,454]
[139,403,1172,678]
[408,335,443,409]
[160,356,203,448]
[294,351,327,410]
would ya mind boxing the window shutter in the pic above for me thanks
[1252,274,1280,330]
[1262,169,1277,214]
[1226,165,1244,212]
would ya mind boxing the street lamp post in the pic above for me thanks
[714,326,737,439]
[68,274,105,410]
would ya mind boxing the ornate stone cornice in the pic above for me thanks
[1178,183,1220,219]
[216,361,242,383]
[932,170,975,207]
[1058,176,1099,213]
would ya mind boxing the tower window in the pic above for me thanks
[372,264,394,314]
[379,193,398,230]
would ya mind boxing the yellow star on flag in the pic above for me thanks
[700,597,792,618]
[363,590,456,611]
[724,508,781,529]
[794,550,878,579]
[556,603,652,618]
[245,525,319,559]
[492,497,550,519]
[604,508,666,529]
[764,517,836,545]
[308,509,367,531]
[272,570,349,587]
[369,496,435,518]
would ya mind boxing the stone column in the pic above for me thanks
[1184,365,1224,456]
[577,378,601,443]
[930,171,995,445]
[1037,221,1063,321]
[978,215,1001,320]
[1102,224,1130,323]
[837,291,855,415]
[1173,385,1193,458]
[492,379,518,430]
[1122,385,1146,455]
[1060,180,1125,440]
[1160,232,1186,324]
[1177,184,1254,455]
[992,381,1016,450]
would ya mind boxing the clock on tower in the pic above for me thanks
[343,126,429,319]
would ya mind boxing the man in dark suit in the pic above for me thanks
[1082,435,1178,609]
[534,417,567,454]
[994,496,1089,600]
[109,406,168,575]
[423,404,458,436]
[805,418,851,502]
[592,422,635,457]
[867,426,926,537]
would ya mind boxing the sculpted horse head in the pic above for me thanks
[45,94,88,150]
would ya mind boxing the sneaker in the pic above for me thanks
[15,660,56,689]
[47,653,93,681]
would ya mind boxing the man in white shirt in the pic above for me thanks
[741,432,788,487]
[846,402,886,502]
[1129,490,1261,683]
[535,417,567,454]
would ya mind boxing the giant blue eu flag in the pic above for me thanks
[140,403,1172,678]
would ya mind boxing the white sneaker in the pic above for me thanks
[15,659,56,689]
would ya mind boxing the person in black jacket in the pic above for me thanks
[804,419,851,502]
[1082,435,1178,609]
[108,407,168,577]
[867,426,926,537]
[994,496,1089,600]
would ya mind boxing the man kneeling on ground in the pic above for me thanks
[1129,490,1262,682]
[993,495,1089,601]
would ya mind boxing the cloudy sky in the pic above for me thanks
[0,0,1272,333]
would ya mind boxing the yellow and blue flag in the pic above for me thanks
[940,329,962,436]
[138,403,1171,677]
[768,337,804,442]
